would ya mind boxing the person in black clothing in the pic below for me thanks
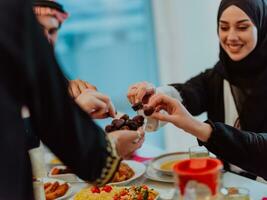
[145,93,267,181]
[25,0,118,150]
[127,0,267,178]
[33,0,111,117]
[0,0,144,199]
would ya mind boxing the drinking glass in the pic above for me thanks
[189,145,209,158]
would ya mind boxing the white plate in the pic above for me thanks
[48,165,79,182]
[109,160,146,186]
[151,152,189,175]
[145,163,175,183]
[42,177,73,200]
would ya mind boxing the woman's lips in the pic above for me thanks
[226,43,244,53]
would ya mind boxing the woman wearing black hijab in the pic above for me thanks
[0,0,144,199]
[127,0,267,178]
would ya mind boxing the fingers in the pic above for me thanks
[127,87,137,105]
[148,93,177,109]
[135,87,148,104]
[75,91,107,117]
[110,129,145,158]
[88,97,108,114]
[132,128,145,143]
[75,89,116,119]
[90,91,110,105]
[150,112,172,123]
[78,81,87,93]
[85,82,97,91]
[68,79,97,99]
[107,101,116,118]
[127,82,155,105]
[88,91,116,118]
[69,82,81,99]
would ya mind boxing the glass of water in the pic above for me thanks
[189,145,209,158]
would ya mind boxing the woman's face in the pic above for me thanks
[219,5,258,61]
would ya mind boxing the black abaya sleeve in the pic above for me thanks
[202,122,267,180]
[0,0,120,188]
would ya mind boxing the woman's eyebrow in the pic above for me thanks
[219,19,250,24]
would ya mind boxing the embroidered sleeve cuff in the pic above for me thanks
[94,136,121,186]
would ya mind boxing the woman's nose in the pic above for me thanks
[227,29,239,41]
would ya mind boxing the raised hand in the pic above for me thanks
[75,89,116,119]
[108,128,145,159]
[68,79,97,99]
[147,94,212,142]
[127,82,155,105]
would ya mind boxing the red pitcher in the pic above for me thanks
[173,158,223,196]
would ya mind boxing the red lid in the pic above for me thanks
[173,158,222,176]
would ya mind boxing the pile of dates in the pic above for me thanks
[105,114,144,132]
[105,102,155,133]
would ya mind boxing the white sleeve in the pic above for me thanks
[156,85,182,101]
[144,85,183,132]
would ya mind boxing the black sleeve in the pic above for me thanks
[201,121,267,180]
[169,69,214,115]
[0,0,120,186]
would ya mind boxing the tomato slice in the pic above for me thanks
[91,186,100,193]
[102,185,113,193]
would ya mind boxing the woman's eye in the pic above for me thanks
[237,26,249,31]
[220,26,229,31]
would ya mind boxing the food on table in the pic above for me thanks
[113,185,158,200]
[74,185,158,200]
[50,157,62,165]
[105,114,144,133]
[44,181,69,200]
[51,167,72,175]
[111,162,135,183]
[160,160,181,171]
[227,187,239,195]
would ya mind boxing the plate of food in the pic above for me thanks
[145,163,175,183]
[109,160,146,186]
[48,165,79,182]
[73,185,159,200]
[42,177,72,200]
[151,152,189,176]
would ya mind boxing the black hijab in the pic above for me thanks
[215,0,267,132]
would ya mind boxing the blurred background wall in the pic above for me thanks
[56,0,220,155]
[152,0,220,152]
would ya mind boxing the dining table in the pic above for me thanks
[42,145,267,200]
[68,167,267,200]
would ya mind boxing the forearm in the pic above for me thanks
[181,117,213,142]
[201,122,267,179]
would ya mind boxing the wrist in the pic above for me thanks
[184,118,212,142]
